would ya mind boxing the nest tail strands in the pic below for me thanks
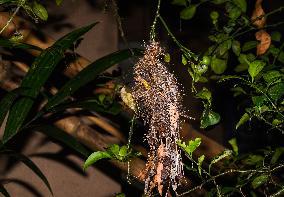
[131,41,184,196]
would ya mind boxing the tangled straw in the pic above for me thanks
[131,41,184,196]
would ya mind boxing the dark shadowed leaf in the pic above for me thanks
[232,40,241,56]
[242,41,257,52]
[43,49,142,111]
[38,125,91,157]
[0,39,42,51]
[271,31,281,42]
[180,5,197,20]
[2,23,98,144]
[271,147,284,164]
[233,0,247,12]
[0,184,10,197]
[0,88,27,127]
[0,150,53,195]
[268,83,284,101]
[171,0,186,6]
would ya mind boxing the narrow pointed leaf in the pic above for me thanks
[44,48,142,111]
[0,150,53,195]
[0,184,10,197]
[0,88,27,126]
[2,23,98,144]
[37,125,90,157]
[0,39,42,51]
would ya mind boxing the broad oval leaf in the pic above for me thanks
[200,108,220,128]
[232,40,241,56]
[83,151,111,170]
[32,1,48,21]
[196,87,212,102]
[251,174,269,189]
[233,0,247,12]
[2,23,98,144]
[271,31,282,42]
[211,56,227,74]
[248,60,266,81]
[171,0,187,6]
[268,82,284,101]
[242,41,258,52]
[180,5,197,20]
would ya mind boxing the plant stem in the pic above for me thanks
[158,15,197,60]
[0,0,25,35]
[150,0,161,41]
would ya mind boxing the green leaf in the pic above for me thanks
[242,41,258,52]
[233,0,247,12]
[236,113,250,129]
[278,51,284,64]
[182,54,187,65]
[263,70,281,84]
[43,49,142,112]
[211,0,228,4]
[271,31,281,42]
[209,149,232,172]
[234,64,248,72]
[118,145,128,157]
[226,3,241,20]
[251,174,268,189]
[268,83,284,101]
[211,56,227,74]
[243,155,263,166]
[248,60,266,81]
[2,23,98,144]
[0,0,13,5]
[232,40,241,56]
[32,1,48,21]
[55,0,63,6]
[83,151,112,170]
[171,0,187,6]
[0,150,53,195]
[0,88,27,127]
[198,155,205,175]
[38,125,90,157]
[115,193,126,197]
[196,87,212,103]
[0,38,42,51]
[252,95,266,106]
[180,5,197,20]
[217,40,232,56]
[0,184,10,197]
[50,99,122,116]
[164,53,171,63]
[271,147,284,164]
[200,108,220,128]
[108,144,120,155]
[228,138,238,155]
[177,138,202,157]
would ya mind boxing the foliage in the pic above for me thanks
[83,144,141,170]
[0,0,284,196]
[0,4,142,194]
